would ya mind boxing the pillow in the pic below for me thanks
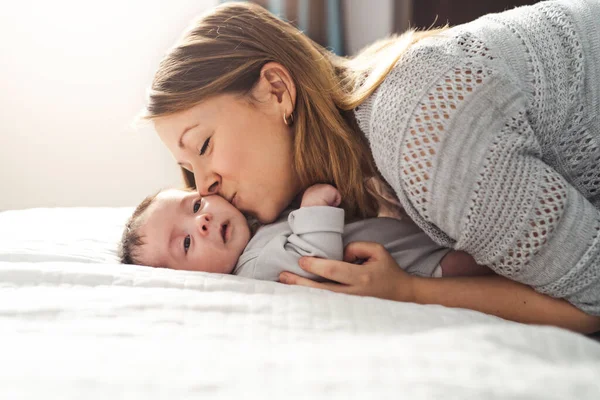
[0,207,133,263]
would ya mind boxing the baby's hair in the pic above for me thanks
[118,191,160,265]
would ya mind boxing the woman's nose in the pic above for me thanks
[195,173,220,196]
[195,213,212,236]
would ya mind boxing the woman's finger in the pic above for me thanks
[343,241,388,263]
[297,257,362,285]
[279,272,351,293]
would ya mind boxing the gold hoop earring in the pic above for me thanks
[283,111,294,126]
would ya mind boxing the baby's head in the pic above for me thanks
[119,188,251,273]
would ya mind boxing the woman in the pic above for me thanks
[144,1,600,333]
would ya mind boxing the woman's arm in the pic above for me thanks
[279,242,600,334]
[413,274,600,334]
[363,54,600,314]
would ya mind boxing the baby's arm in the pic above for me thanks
[283,184,345,262]
[285,183,345,258]
[284,206,345,261]
[439,250,493,277]
[248,184,345,282]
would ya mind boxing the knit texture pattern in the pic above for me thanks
[355,0,600,314]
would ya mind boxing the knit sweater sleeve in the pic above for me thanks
[360,55,600,315]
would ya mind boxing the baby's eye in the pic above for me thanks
[193,199,201,213]
[183,235,191,254]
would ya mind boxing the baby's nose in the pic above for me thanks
[195,213,212,236]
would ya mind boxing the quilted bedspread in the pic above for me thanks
[0,261,599,399]
[0,208,599,399]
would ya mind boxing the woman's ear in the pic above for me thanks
[253,62,296,114]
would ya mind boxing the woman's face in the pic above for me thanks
[155,91,302,224]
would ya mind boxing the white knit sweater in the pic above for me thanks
[354,0,600,315]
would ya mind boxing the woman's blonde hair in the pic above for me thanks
[145,1,444,220]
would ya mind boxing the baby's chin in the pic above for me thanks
[221,258,240,275]
[215,248,246,275]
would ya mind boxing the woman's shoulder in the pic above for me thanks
[354,36,458,137]
[354,30,520,249]
[379,25,506,95]
[356,24,518,137]
[355,30,483,137]
[384,37,459,93]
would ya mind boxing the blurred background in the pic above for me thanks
[0,0,539,210]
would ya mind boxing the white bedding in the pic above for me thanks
[1,208,599,399]
[0,207,132,263]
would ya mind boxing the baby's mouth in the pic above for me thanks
[220,222,229,243]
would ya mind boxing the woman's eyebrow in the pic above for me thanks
[178,124,200,149]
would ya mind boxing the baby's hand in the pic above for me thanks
[301,184,342,208]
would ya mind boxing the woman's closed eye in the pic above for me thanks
[199,137,211,156]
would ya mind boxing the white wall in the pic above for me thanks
[0,0,398,210]
[0,0,219,210]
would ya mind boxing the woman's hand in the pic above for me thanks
[279,241,417,302]
[279,243,600,333]
[280,243,600,334]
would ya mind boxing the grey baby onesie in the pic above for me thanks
[233,206,450,282]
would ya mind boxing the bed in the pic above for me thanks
[1,207,599,399]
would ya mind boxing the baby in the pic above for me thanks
[119,184,490,280]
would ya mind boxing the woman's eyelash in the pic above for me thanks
[199,137,211,155]
[193,200,201,213]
